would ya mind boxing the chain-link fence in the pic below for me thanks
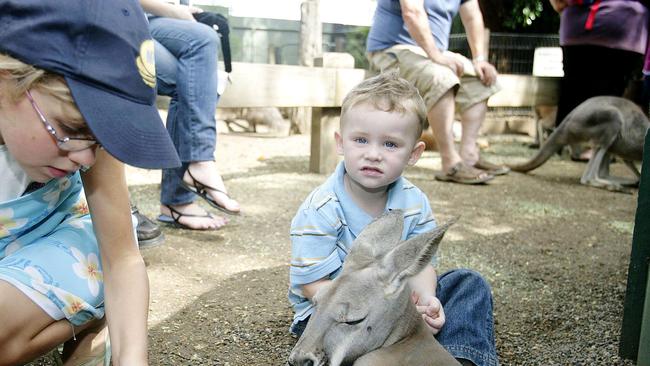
[449,33,560,75]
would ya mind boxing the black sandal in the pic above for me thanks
[180,169,240,215]
[157,204,216,230]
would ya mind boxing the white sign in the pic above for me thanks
[532,47,564,77]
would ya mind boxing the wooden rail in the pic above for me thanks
[218,61,367,174]
[158,53,561,175]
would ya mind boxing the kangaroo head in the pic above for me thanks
[289,211,456,366]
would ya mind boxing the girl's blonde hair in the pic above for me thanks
[0,53,74,104]
[341,70,428,138]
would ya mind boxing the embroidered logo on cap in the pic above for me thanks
[136,40,156,88]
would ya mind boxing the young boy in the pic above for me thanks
[288,71,498,366]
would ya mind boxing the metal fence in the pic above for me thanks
[449,33,560,75]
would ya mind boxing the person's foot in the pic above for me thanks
[61,321,109,366]
[434,162,494,184]
[132,205,164,248]
[159,202,228,230]
[182,161,240,214]
[472,157,510,176]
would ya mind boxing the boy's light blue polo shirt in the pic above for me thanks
[288,161,437,329]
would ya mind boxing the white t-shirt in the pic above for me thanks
[0,145,31,201]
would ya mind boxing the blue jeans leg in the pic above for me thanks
[148,17,221,206]
[436,269,499,366]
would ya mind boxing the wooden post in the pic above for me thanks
[309,107,340,174]
[294,0,322,135]
[299,0,322,67]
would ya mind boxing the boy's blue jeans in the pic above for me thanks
[292,269,499,366]
[148,17,221,206]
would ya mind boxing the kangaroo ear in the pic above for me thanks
[380,218,457,295]
[348,210,404,263]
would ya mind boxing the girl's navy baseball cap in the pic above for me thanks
[0,0,181,169]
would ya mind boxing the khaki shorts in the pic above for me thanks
[368,46,501,115]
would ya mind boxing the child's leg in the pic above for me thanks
[435,269,498,366]
[0,280,104,364]
[61,318,108,365]
[0,214,107,364]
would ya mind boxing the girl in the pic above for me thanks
[0,0,180,364]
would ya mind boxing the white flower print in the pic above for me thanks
[25,266,50,294]
[0,208,28,237]
[42,177,72,209]
[70,247,103,297]
[50,286,88,318]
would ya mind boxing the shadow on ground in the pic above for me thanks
[148,266,295,365]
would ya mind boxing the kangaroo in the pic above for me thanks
[288,210,460,366]
[508,96,649,192]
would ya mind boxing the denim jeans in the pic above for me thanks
[291,269,498,366]
[436,269,499,366]
[148,17,221,205]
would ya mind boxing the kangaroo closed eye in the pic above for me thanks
[344,316,366,325]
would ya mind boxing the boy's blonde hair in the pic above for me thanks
[0,53,74,104]
[341,70,428,138]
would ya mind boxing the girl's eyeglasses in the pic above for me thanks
[25,89,99,152]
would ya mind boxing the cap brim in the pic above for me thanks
[66,77,180,169]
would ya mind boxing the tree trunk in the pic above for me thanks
[293,0,322,134]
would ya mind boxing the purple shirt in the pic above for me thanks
[560,0,649,54]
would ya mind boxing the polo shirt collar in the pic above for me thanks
[333,162,401,238]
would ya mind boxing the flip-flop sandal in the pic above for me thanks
[474,158,510,176]
[51,326,111,366]
[434,162,494,184]
[157,205,219,230]
[180,168,240,215]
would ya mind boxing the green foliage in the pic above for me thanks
[344,26,370,69]
[505,0,544,28]
[478,0,560,33]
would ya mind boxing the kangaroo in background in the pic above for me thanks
[508,96,649,192]
[288,210,460,366]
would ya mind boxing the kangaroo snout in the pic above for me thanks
[288,350,325,366]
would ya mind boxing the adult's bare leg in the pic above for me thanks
[0,281,105,365]
[458,101,487,167]
[183,161,240,214]
[428,89,462,173]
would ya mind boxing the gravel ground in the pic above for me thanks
[31,132,639,365]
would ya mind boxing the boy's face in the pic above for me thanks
[0,85,97,182]
[336,102,425,191]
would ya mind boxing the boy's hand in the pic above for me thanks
[411,292,446,335]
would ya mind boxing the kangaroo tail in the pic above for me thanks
[508,126,569,172]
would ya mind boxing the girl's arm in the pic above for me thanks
[81,149,149,365]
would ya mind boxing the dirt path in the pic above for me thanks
[34,132,639,365]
